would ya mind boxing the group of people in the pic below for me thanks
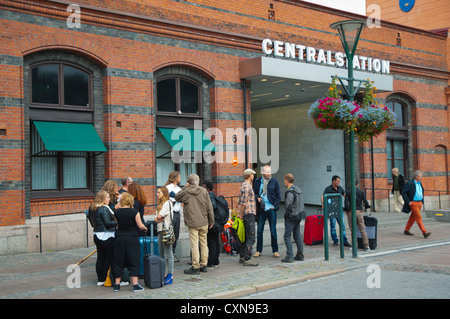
[318,168,431,253]
[89,177,148,292]
[89,175,182,292]
[237,165,306,265]
[89,166,431,291]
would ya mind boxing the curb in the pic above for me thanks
[209,268,347,299]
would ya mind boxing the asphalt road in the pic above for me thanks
[242,242,450,299]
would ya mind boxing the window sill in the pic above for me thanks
[31,189,95,199]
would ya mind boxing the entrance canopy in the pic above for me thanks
[240,56,393,110]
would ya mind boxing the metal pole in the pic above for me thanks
[324,205,329,261]
[348,58,358,259]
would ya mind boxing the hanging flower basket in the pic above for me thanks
[308,77,396,142]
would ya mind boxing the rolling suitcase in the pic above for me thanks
[139,232,159,276]
[143,220,165,289]
[303,214,324,245]
[357,215,377,250]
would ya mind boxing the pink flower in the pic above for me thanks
[321,118,327,123]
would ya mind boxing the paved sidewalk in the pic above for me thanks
[1,215,450,299]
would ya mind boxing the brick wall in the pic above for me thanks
[0,0,448,227]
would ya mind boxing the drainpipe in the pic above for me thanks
[242,79,248,168]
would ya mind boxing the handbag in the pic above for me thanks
[162,202,176,245]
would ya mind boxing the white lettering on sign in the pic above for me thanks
[261,39,390,74]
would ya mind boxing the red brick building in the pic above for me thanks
[0,0,448,253]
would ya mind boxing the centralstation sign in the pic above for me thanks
[262,38,390,75]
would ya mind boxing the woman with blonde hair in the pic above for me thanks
[89,190,117,286]
[155,186,174,285]
[113,192,147,292]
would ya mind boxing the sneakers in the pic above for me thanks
[282,252,304,262]
[133,284,144,292]
[281,256,294,263]
[294,252,304,261]
[164,274,173,285]
[253,251,261,258]
[243,258,259,266]
[423,231,431,238]
[184,267,200,275]
[114,283,144,292]
[273,252,280,258]
[365,247,371,251]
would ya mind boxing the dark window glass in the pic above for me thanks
[180,79,199,114]
[63,65,89,107]
[157,79,177,112]
[387,101,404,128]
[387,139,406,178]
[32,64,59,104]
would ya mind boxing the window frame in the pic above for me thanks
[29,62,93,111]
[386,99,409,181]
[29,61,95,199]
[30,123,94,198]
[155,76,202,118]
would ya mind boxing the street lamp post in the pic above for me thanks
[330,19,367,258]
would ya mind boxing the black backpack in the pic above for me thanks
[213,195,229,226]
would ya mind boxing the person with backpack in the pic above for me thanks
[202,180,228,268]
[282,173,306,263]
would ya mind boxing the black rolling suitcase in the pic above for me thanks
[357,215,377,250]
[143,220,165,289]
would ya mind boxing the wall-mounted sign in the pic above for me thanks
[262,39,390,74]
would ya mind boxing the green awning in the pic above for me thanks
[33,121,107,152]
[158,127,215,152]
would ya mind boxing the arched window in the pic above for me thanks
[31,63,91,109]
[386,100,408,179]
[28,59,104,196]
[156,76,201,116]
[154,70,209,186]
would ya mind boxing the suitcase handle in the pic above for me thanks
[144,220,157,256]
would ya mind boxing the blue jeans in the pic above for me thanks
[329,214,349,243]
[256,209,278,253]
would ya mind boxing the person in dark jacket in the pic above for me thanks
[253,165,281,258]
[391,168,406,213]
[113,192,147,292]
[202,180,221,268]
[281,173,306,263]
[401,170,431,238]
[344,181,371,251]
[89,190,117,286]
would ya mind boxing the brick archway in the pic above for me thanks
[152,51,216,80]
[18,33,111,67]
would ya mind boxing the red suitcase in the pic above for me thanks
[303,214,324,245]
